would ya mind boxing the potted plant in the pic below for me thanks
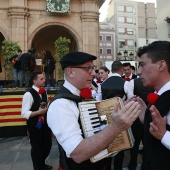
[1,40,21,87]
[164,16,170,23]
[54,37,70,81]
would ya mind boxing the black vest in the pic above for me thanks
[27,88,47,126]
[142,90,170,170]
[51,86,108,170]
[134,78,154,105]
[101,76,125,100]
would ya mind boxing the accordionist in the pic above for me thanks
[47,52,141,170]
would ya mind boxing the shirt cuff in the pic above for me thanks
[21,111,32,119]
[62,135,83,157]
[161,131,170,150]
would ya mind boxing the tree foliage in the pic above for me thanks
[1,40,21,80]
[54,37,70,79]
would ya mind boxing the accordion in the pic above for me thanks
[78,97,134,163]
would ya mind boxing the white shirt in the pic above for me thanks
[95,73,133,101]
[21,85,46,119]
[156,81,170,150]
[47,80,83,157]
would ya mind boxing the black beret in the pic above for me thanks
[60,52,97,70]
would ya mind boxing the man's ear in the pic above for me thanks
[65,67,74,78]
[158,60,166,71]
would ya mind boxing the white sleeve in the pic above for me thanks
[47,99,83,157]
[161,131,170,150]
[124,80,134,99]
[95,84,102,101]
[21,92,33,119]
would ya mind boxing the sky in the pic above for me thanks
[99,0,157,22]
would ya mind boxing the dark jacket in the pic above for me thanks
[43,57,56,73]
[142,90,170,170]
[20,52,35,71]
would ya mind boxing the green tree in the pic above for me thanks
[1,40,21,81]
[54,37,70,79]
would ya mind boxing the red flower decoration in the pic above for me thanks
[96,80,102,83]
[80,88,92,99]
[48,96,53,101]
[39,87,46,94]
[147,93,159,105]
[124,77,131,81]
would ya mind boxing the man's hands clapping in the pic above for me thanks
[111,101,141,132]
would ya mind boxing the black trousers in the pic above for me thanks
[27,123,52,170]
[113,118,143,170]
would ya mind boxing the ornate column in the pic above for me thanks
[7,5,29,51]
[80,0,101,66]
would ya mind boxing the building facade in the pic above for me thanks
[99,22,116,67]
[106,0,157,61]
[0,0,104,80]
[156,0,170,41]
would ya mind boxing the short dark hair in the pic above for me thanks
[137,41,170,72]
[99,66,110,74]
[30,71,42,84]
[111,60,123,72]
[95,69,99,73]
[18,49,22,53]
[131,65,136,71]
[123,62,131,67]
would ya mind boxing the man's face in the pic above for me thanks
[137,54,159,88]
[68,61,96,90]
[34,74,46,88]
[123,66,131,77]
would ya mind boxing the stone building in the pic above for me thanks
[0,0,104,81]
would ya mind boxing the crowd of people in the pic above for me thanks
[10,49,56,88]
[21,40,170,170]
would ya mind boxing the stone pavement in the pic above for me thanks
[0,136,142,170]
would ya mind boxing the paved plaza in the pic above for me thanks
[0,136,142,170]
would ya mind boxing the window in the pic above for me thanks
[118,17,125,23]
[126,17,133,24]
[107,49,112,54]
[118,28,125,35]
[127,40,134,46]
[100,49,103,54]
[127,28,133,35]
[119,40,125,48]
[118,5,124,12]
[100,36,102,41]
[106,36,111,41]
[126,6,133,13]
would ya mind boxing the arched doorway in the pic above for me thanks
[31,25,78,80]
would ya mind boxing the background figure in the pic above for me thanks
[9,49,22,88]
[122,62,137,80]
[20,50,35,88]
[131,65,136,75]
[91,69,102,99]
[21,71,52,170]
[43,50,56,87]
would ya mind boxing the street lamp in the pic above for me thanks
[124,50,128,60]
[117,52,122,60]
[129,52,134,60]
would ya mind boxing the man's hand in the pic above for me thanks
[38,107,47,115]
[149,105,167,140]
[111,101,141,132]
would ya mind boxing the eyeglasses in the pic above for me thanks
[71,66,97,73]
